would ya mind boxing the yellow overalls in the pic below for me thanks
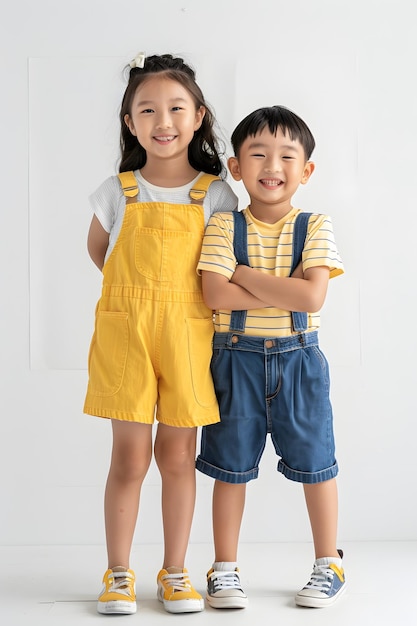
[84,171,220,427]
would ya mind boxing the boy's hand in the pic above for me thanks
[230,263,249,285]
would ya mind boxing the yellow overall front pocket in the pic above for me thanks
[135,227,194,282]
[186,317,217,408]
[88,311,129,396]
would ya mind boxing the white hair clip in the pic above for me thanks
[129,52,146,69]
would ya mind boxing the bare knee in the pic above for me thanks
[154,426,196,478]
[109,421,152,483]
[109,450,151,483]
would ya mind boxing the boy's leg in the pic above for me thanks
[98,420,153,614]
[303,478,339,559]
[154,424,204,613]
[296,477,346,607]
[213,480,246,561]
[206,479,248,609]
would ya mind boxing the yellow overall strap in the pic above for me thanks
[118,171,139,203]
[189,173,220,205]
[118,171,219,204]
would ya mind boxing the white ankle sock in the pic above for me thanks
[213,561,237,571]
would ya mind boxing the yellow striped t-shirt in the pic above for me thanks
[197,207,344,337]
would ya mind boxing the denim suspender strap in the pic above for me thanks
[290,212,312,332]
[229,211,250,332]
[229,211,312,334]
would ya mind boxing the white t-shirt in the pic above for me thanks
[90,170,238,262]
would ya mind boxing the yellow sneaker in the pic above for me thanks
[157,567,204,613]
[97,567,137,614]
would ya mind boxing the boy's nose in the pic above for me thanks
[265,159,282,173]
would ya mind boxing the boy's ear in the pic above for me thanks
[228,156,242,181]
[301,161,315,184]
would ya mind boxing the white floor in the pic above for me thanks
[2,541,416,625]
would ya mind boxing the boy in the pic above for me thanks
[196,105,345,609]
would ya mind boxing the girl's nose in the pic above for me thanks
[155,112,173,129]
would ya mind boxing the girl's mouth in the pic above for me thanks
[154,135,176,144]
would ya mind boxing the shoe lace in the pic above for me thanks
[209,570,241,592]
[109,571,134,594]
[162,572,192,593]
[304,563,335,591]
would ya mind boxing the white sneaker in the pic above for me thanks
[206,567,248,609]
[295,549,346,608]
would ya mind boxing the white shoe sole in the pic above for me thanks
[160,597,204,613]
[206,594,248,609]
[295,583,346,608]
[97,600,137,614]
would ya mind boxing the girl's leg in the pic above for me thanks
[213,480,246,562]
[154,424,197,568]
[104,420,153,568]
[303,477,339,559]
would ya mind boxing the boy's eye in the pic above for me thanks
[251,153,265,158]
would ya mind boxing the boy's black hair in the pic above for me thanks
[231,105,315,161]
[119,53,224,176]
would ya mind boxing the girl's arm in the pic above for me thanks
[231,264,330,313]
[87,215,109,271]
[202,270,268,311]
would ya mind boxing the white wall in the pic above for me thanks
[1,0,416,547]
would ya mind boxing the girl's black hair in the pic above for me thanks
[119,54,224,176]
[231,105,315,161]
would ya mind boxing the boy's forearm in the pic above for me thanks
[231,265,328,312]
[202,271,267,310]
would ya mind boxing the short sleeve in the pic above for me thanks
[206,180,238,217]
[89,176,123,234]
[303,214,344,278]
[197,212,237,279]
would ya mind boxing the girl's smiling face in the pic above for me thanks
[124,76,205,164]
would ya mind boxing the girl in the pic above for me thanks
[84,52,237,615]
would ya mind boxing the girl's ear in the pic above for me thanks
[301,161,315,184]
[228,156,242,181]
[194,106,206,130]
[124,114,136,136]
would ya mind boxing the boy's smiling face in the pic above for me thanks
[228,126,314,222]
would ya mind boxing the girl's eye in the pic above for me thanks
[141,108,154,114]
[171,106,183,112]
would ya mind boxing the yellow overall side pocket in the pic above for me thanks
[186,317,217,409]
[87,311,129,397]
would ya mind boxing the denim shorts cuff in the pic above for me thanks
[196,457,258,484]
[277,460,339,484]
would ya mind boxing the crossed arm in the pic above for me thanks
[201,263,330,313]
